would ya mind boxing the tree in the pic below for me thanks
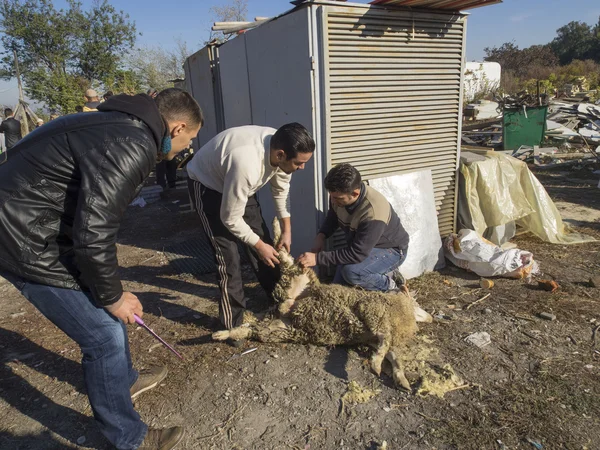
[484,42,558,78]
[0,0,137,113]
[550,21,595,65]
[126,40,190,92]
[209,0,248,43]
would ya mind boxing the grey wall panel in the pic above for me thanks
[218,35,253,129]
[184,47,218,148]
[243,8,318,256]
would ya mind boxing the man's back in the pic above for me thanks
[0,117,22,149]
[0,107,158,299]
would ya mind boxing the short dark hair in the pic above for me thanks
[324,163,362,194]
[270,122,315,160]
[4,108,12,116]
[103,91,114,100]
[155,88,204,128]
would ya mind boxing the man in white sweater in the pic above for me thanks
[187,123,315,332]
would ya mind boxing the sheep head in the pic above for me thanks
[271,217,319,309]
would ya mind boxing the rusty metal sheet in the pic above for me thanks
[369,0,502,11]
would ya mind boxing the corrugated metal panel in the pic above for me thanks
[370,0,502,11]
[323,5,465,237]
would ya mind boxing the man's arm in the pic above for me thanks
[72,137,155,312]
[220,155,260,246]
[270,170,292,220]
[317,220,386,266]
[318,202,339,238]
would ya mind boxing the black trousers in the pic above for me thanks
[156,159,178,188]
[188,179,280,329]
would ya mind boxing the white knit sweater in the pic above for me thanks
[186,125,291,246]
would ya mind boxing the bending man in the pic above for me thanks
[299,163,409,292]
[187,123,315,331]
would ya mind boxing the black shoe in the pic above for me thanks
[391,269,406,289]
[226,338,243,348]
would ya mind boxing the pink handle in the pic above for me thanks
[133,314,183,360]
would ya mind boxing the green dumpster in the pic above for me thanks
[502,106,548,150]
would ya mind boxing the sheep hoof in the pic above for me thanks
[212,330,230,341]
[394,372,411,391]
[371,357,383,376]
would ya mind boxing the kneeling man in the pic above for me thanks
[299,163,409,291]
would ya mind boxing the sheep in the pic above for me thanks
[213,219,432,390]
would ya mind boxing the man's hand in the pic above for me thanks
[311,233,326,253]
[275,217,292,252]
[276,230,292,253]
[255,240,280,268]
[108,292,143,324]
[298,252,317,268]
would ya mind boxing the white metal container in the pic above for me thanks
[185,0,467,255]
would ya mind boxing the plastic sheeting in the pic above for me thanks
[461,152,595,244]
[445,229,539,279]
[370,170,444,279]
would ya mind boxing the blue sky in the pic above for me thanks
[1,0,599,107]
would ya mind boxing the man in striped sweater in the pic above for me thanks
[187,123,315,333]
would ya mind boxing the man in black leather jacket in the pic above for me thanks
[0,89,202,450]
[0,107,22,149]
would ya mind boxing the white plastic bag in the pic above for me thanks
[370,170,444,279]
[444,229,539,279]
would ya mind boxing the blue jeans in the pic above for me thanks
[9,278,147,449]
[333,247,405,291]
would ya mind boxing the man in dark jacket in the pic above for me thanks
[0,88,202,450]
[0,108,22,149]
[298,163,409,291]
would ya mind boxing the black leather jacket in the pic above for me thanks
[0,94,164,307]
[0,117,23,149]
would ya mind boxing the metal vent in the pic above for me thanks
[322,6,465,235]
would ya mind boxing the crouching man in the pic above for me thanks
[0,89,203,450]
[187,123,315,332]
[298,163,409,292]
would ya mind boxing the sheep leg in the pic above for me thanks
[371,331,391,376]
[212,325,253,342]
[385,348,411,390]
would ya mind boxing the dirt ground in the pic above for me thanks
[1,166,599,450]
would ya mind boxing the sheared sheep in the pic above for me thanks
[213,219,432,389]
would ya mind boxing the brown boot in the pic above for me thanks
[138,426,184,450]
[130,366,168,399]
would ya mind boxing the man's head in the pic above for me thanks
[269,122,315,174]
[4,108,13,118]
[154,88,203,160]
[324,163,362,207]
[36,118,44,127]
[85,89,99,102]
[103,91,114,101]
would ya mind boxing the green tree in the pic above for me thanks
[0,0,137,113]
[126,40,190,92]
[550,21,595,65]
[484,42,558,78]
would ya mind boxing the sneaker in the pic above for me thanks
[138,426,184,450]
[391,269,406,288]
[130,366,168,400]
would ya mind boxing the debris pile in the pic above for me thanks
[462,99,600,168]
